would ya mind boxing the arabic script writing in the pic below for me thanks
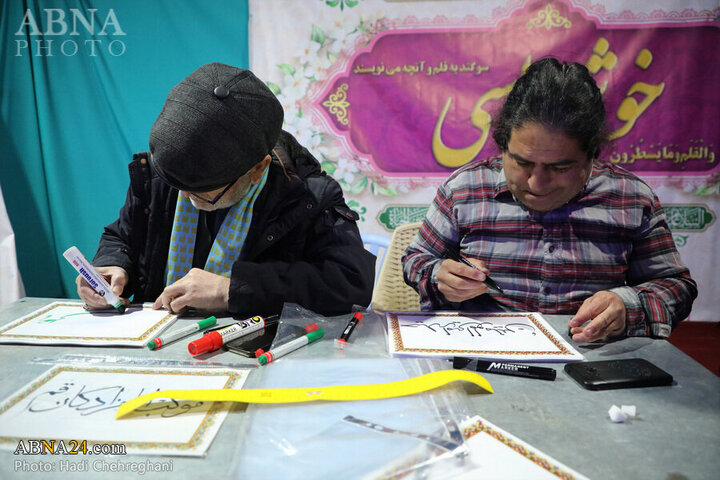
[401,320,537,338]
[25,381,204,417]
[354,60,489,77]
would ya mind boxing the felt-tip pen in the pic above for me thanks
[258,328,324,365]
[454,357,556,381]
[148,316,217,350]
[188,314,279,355]
[447,251,505,295]
[336,312,362,349]
[63,246,126,313]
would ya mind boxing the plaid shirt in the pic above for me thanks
[402,156,697,338]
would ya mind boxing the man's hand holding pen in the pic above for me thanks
[437,256,492,302]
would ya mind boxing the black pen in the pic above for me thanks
[446,250,505,295]
[336,311,363,349]
[453,357,556,381]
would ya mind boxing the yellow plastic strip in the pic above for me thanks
[116,369,492,419]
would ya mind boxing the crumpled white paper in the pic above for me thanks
[608,404,637,423]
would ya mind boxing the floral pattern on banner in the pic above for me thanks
[266,15,437,204]
[266,6,720,200]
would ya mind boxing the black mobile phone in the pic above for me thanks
[564,358,673,391]
[224,323,279,357]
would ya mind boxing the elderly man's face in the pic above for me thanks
[180,155,272,211]
[183,176,252,211]
[503,123,592,212]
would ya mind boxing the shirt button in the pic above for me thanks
[543,287,551,294]
[266,234,274,242]
[306,203,313,209]
[140,157,147,165]
[144,208,150,215]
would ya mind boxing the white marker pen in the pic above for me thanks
[63,246,126,313]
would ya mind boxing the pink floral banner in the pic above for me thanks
[314,0,719,177]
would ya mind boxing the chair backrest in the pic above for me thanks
[371,222,423,312]
[361,233,391,287]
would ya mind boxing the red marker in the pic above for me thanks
[336,312,363,349]
[188,315,278,356]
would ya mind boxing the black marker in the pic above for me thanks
[446,250,505,295]
[453,357,556,381]
[336,311,362,349]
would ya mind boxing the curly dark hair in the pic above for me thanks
[492,57,608,159]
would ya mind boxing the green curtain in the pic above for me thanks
[0,0,249,298]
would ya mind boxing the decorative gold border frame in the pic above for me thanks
[388,311,580,358]
[0,302,176,344]
[0,365,245,453]
[463,418,582,480]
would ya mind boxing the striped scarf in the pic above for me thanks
[165,168,268,286]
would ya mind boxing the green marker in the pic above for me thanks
[257,328,324,365]
[147,316,217,350]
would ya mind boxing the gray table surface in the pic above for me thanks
[0,298,718,479]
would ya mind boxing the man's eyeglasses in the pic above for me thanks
[189,179,237,206]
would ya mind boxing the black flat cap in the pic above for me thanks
[149,62,284,192]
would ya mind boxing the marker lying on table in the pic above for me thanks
[257,328,325,365]
[253,323,319,358]
[188,314,279,356]
[63,246,126,313]
[336,311,363,349]
[148,316,217,350]
[446,250,505,295]
[453,357,556,381]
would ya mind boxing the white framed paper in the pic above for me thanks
[387,311,583,362]
[0,365,249,456]
[459,416,589,479]
[377,415,590,480]
[0,302,177,347]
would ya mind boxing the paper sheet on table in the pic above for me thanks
[374,415,590,480]
[0,301,176,347]
[0,364,249,456]
[387,311,583,362]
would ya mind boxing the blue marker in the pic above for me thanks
[63,246,126,313]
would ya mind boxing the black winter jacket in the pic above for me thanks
[93,131,375,316]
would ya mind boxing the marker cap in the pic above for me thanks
[197,316,217,330]
[147,339,160,350]
[305,329,324,342]
[188,331,222,356]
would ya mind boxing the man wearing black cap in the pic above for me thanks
[76,62,375,316]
